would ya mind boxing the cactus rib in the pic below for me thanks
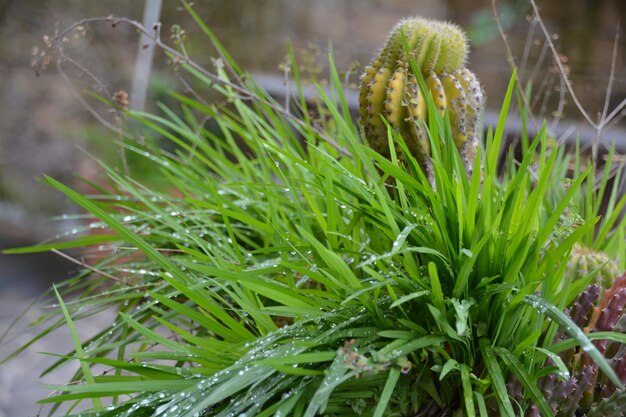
[359,17,483,179]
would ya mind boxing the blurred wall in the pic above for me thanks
[0,0,140,239]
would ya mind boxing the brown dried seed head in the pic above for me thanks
[112,90,129,108]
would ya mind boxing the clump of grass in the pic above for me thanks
[3,4,626,416]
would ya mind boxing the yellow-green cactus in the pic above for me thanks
[359,17,483,178]
[567,244,621,289]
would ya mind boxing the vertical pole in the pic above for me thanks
[130,0,163,111]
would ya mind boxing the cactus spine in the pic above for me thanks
[359,18,483,178]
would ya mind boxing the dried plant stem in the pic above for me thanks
[55,57,120,134]
[51,248,129,285]
[550,74,566,133]
[43,16,349,157]
[518,14,538,80]
[528,0,596,127]
[529,1,626,140]
[600,26,620,124]
[596,25,626,135]
[495,0,626,163]
[527,41,549,93]
[490,0,539,134]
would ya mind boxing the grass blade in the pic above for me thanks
[373,367,401,417]
[53,286,103,411]
[479,338,515,417]
[523,294,623,387]
[496,347,554,417]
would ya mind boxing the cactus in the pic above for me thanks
[359,17,484,179]
[586,388,626,417]
[506,273,626,416]
[567,243,622,289]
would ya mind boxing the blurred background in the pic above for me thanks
[0,0,625,416]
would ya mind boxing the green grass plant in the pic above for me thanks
[3,5,626,416]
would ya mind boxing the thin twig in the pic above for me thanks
[518,13,538,80]
[529,0,596,128]
[490,0,540,134]
[527,40,549,90]
[603,106,626,132]
[51,248,130,285]
[592,24,622,159]
[53,52,145,145]
[556,124,576,145]
[283,58,291,116]
[600,24,620,124]
[532,67,554,112]
[602,98,626,129]
[172,74,216,160]
[55,59,120,134]
[116,115,129,175]
[550,75,567,133]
